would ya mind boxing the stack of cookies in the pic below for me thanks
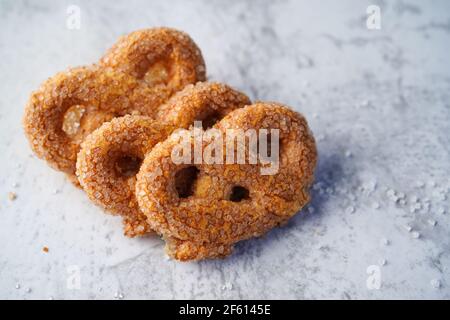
[23,28,317,261]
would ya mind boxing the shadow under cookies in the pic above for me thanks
[223,143,353,262]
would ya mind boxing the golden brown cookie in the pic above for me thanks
[76,115,173,237]
[136,102,317,260]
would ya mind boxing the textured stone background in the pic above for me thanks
[0,0,449,299]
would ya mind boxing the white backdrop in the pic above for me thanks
[0,0,449,299]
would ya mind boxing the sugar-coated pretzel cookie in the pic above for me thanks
[77,82,250,237]
[135,103,317,260]
[23,28,206,183]
[76,115,173,237]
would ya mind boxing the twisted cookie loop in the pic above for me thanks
[100,28,206,116]
[23,66,135,180]
[100,27,206,86]
[157,82,251,129]
[136,103,317,260]
[76,115,173,237]
[23,28,206,182]
[77,82,249,237]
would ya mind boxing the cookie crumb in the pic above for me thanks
[8,192,17,201]
[43,246,49,253]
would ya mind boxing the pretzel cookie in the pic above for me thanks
[76,115,172,237]
[23,28,206,183]
[136,103,317,260]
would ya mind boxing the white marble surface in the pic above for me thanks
[1,0,449,299]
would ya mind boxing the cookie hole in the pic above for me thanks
[175,166,199,198]
[62,105,86,136]
[115,155,142,178]
[196,110,221,129]
[137,60,170,85]
[229,186,250,202]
